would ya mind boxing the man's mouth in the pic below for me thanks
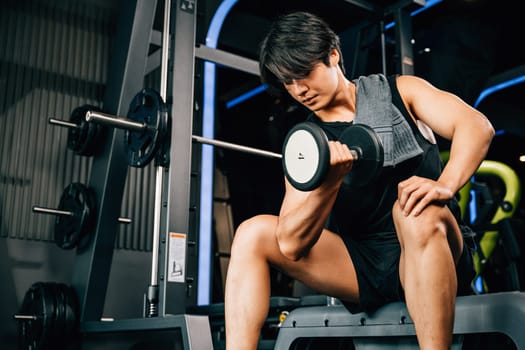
[303,95,316,104]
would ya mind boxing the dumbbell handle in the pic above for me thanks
[348,149,360,160]
[32,206,131,224]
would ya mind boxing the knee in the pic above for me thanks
[230,215,276,257]
[392,200,448,249]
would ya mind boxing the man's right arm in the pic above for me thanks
[275,140,353,260]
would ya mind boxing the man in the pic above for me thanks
[224,11,494,350]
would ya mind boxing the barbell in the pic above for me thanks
[80,88,384,189]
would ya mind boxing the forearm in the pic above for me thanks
[439,118,494,194]
[276,180,340,260]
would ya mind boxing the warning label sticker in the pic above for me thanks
[167,232,186,283]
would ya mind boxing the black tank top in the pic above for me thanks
[307,75,465,239]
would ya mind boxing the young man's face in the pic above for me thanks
[282,50,340,112]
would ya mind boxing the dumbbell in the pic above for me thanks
[282,122,384,191]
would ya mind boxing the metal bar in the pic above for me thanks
[146,0,171,316]
[85,110,282,160]
[159,0,198,316]
[32,206,74,217]
[49,118,78,129]
[393,7,415,75]
[342,0,381,13]
[85,110,145,131]
[195,45,260,76]
[32,206,131,223]
[13,315,38,320]
[192,135,281,159]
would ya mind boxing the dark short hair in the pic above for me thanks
[259,11,345,96]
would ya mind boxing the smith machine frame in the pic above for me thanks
[73,0,213,347]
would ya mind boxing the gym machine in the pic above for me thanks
[16,0,214,349]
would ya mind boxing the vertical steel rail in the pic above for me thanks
[157,0,198,316]
[146,0,171,318]
[393,7,415,75]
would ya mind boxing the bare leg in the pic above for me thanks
[224,214,360,350]
[393,201,463,350]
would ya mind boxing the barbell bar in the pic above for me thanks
[85,110,283,159]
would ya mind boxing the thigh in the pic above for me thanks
[235,215,360,303]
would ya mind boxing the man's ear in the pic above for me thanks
[329,49,340,67]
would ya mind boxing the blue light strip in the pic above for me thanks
[226,84,268,109]
[385,0,443,30]
[198,0,238,306]
[474,75,525,108]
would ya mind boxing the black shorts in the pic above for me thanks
[340,229,476,314]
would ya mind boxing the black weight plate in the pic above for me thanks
[68,105,105,156]
[18,282,55,350]
[62,284,79,337]
[50,283,65,342]
[282,122,330,191]
[125,88,169,168]
[55,183,96,249]
[339,124,384,187]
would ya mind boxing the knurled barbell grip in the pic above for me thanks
[32,206,132,224]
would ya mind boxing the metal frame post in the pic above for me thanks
[157,0,200,316]
[393,7,415,75]
[71,0,158,322]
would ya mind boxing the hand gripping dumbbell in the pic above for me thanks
[282,122,384,191]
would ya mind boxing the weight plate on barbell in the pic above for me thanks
[282,122,330,191]
[339,124,384,187]
[55,183,96,250]
[125,88,169,168]
[68,105,106,156]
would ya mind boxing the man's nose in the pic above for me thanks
[291,80,308,96]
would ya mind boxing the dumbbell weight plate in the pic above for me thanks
[282,122,330,191]
[55,183,96,250]
[339,124,384,187]
[125,88,169,168]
